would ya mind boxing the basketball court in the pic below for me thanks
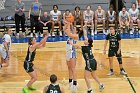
[0,39,139,93]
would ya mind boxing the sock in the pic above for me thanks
[110,69,113,72]
[120,68,125,71]
[87,88,93,93]
[69,79,72,83]
[73,81,77,85]
[0,64,2,68]
[88,88,92,91]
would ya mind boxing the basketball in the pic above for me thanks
[66,15,74,23]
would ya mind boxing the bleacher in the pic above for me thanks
[0,0,139,43]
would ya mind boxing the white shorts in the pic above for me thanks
[0,47,9,60]
[66,50,76,61]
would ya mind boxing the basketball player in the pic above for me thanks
[22,32,48,93]
[95,5,106,34]
[0,28,12,69]
[73,6,83,30]
[119,6,130,33]
[103,27,127,76]
[64,20,78,93]
[129,3,140,34]
[43,74,64,93]
[83,5,94,38]
[106,5,117,30]
[50,5,62,35]
[64,23,104,93]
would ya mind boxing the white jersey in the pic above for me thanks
[66,38,77,61]
[50,10,61,21]
[2,34,11,50]
[0,34,11,60]
[108,11,115,21]
[96,10,105,20]
[84,10,94,22]
[119,11,129,21]
[128,8,139,20]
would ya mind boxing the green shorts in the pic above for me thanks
[85,59,97,72]
[108,48,122,57]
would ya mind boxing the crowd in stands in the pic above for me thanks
[1,0,140,38]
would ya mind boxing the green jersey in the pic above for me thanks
[106,33,121,49]
[25,46,36,62]
[46,84,61,93]
[81,46,97,71]
[81,46,94,61]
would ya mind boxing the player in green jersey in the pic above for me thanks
[103,26,127,76]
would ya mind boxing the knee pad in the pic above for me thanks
[117,57,122,64]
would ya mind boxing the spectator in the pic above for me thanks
[43,74,64,93]
[109,0,116,11]
[50,5,62,36]
[63,9,74,33]
[138,0,140,8]
[129,3,140,34]
[83,5,94,39]
[15,0,25,38]
[119,6,130,33]
[63,9,73,23]
[118,0,126,12]
[95,5,106,34]
[73,6,83,30]
[39,12,52,37]
[28,0,42,37]
[110,0,126,12]
[106,5,117,31]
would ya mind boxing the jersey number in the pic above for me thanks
[85,53,89,60]
[111,42,117,47]
[50,90,58,93]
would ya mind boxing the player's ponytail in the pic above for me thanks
[3,27,10,35]
[28,37,33,45]
[88,38,93,47]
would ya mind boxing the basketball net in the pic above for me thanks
[0,0,6,10]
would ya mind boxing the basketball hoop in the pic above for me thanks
[0,0,6,10]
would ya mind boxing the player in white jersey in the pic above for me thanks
[0,28,12,69]
[95,5,106,34]
[83,5,94,39]
[50,5,62,34]
[129,3,140,34]
[106,5,117,30]
[119,6,130,33]
[64,20,83,93]
[66,26,78,93]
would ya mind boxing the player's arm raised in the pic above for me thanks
[32,32,49,49]
[63,23,79,40]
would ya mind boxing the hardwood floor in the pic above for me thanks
[0,39,140,93]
